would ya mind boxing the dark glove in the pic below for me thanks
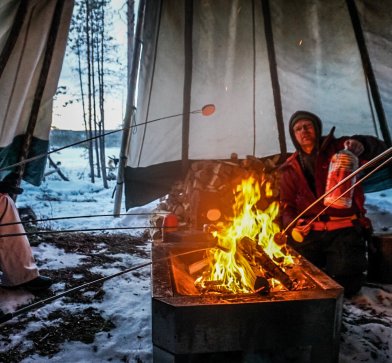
[0,172,24,195]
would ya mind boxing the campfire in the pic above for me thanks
[151,155,317,295]
[194,175,295,295]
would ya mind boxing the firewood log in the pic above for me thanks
[239,236,293,290]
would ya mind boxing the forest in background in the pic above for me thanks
[54,0,130,188]
[49,129,121,148]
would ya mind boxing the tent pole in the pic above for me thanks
[261,0,287,157]
[113,0,146,216]
[346,0,391,146]
[181,0,193,174]
[15,0,66,196]
[251,0,257,156]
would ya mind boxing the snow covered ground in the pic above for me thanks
[0,147,391,362]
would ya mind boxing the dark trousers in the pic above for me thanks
[289,224,367,295]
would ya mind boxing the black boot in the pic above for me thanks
[20,276,53,292]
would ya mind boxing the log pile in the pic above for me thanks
[149,153,283,240]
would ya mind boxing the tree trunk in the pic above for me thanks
[86,0,95,183]
[91,7,101,178]
[98,0,108,188]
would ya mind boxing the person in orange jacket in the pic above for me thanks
[0,173,52,293]
[279,111,387,297]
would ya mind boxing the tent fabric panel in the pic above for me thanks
[189,0,258,160]
[189,0,278,160]
[362,167,392,194]
[0,135,48,185]
[0,0,73,185]
[255,0,284,157]
[271,0,378,150]
[0,0,73,146]
[128,0,279,167]
[127,0,161,165]
[124,160,183,209]
[356,0,392,141]
[129,0,185,167]
[0,0,20,53]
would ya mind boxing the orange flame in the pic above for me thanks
[196,176,293,294]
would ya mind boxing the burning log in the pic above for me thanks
[254,246,294,291]
[254,276,270,294]
[188,257,210,275]
[239,236,294,291]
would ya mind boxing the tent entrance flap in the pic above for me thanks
[124,161,184,209]
[0,0,74,184]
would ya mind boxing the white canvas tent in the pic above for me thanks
[119,0,392,210]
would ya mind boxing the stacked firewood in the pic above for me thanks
[149,153,283,240]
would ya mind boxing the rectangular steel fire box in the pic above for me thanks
[151,239,344,363]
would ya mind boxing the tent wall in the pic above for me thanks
[124,0,392,209]
[355,0,392,143]
[0,0,73,184]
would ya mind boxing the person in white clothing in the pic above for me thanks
[0,173,52,292]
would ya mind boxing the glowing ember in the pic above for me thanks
[195,176,294,294]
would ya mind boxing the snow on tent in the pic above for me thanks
[117,0,392,212]
[0,0,73,185]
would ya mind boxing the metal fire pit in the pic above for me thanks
[152,234,343,363]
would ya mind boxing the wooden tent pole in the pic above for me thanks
[346,0,391,146]
[251,0,257,155]
[181,0,193,174]
[15,0,66,189]
[261,0,287,157]
[113,0,146,216]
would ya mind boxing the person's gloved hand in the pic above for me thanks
[0,172,23,195]
[344,139,364,156]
